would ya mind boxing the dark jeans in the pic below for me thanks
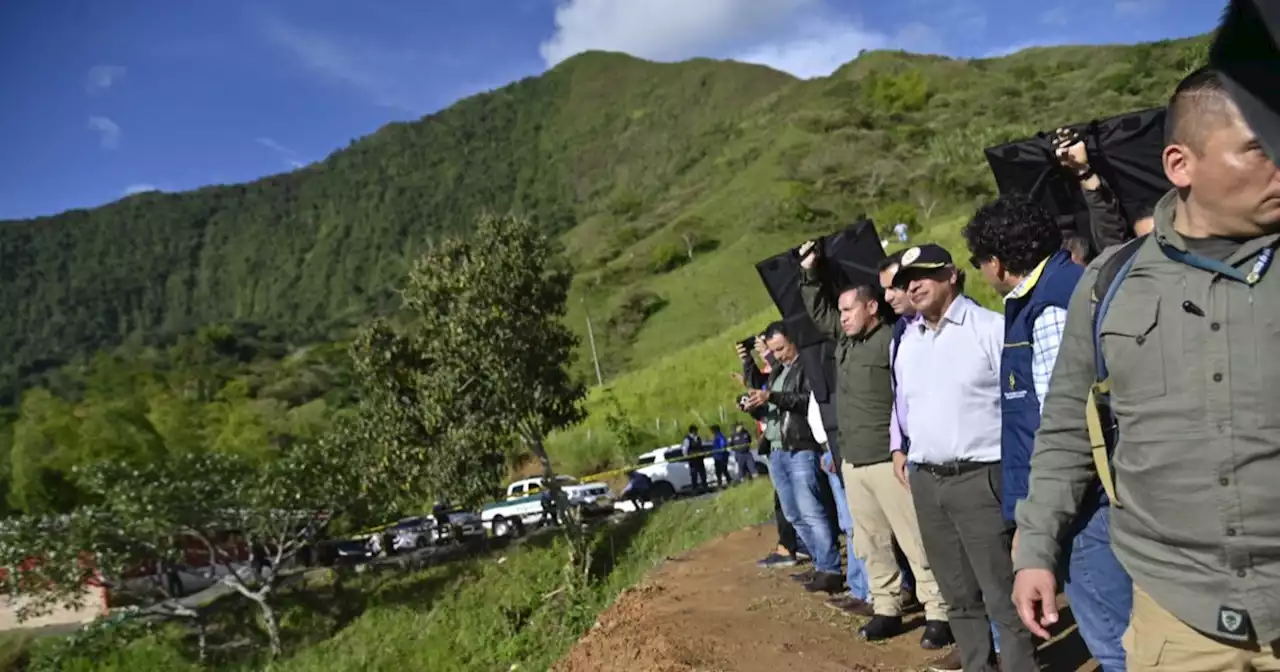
[1062,505,1131,672]
[733,450,756,480]
[689,457,708,490]
[775,493,800,555]
[893,537,917,593]
[713,456,731,487]
[910,462,1037,672]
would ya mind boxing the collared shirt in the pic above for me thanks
[889,314,921,454]
[897,295,1004,465]
[1015,189,1280,643]
[1005,260,1069,410]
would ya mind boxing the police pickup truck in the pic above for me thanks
[480,475,614,538]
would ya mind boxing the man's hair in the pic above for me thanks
[688,424,698,434]
[838,283,893,321]
[876,250,904,273]
[711,424,721,433]
[956,268,967,294]
[1063,234,1090,260]
[1164,67,1235,151]
[962,196,1064,276]
[764,321,790,342]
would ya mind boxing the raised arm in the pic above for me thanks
[797,240,845,342]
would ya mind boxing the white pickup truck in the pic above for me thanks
[633,443,769,501]
[480,475,614,538]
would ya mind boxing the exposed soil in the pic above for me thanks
[557,525,1096,672]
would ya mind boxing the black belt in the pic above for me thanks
[914,460,996,476]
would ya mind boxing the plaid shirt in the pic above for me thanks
[1006,272,1068,413]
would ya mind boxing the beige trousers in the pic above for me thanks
[1125,585,1280,672]
[841,460,948,620]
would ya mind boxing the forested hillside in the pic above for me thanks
[0,38,1209,513]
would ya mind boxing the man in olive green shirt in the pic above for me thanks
[797,241,951,649]
[1013,68,1280,672]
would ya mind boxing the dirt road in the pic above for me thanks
[557,525,1096,672]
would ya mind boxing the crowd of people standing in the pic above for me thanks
[733,66,1280,672]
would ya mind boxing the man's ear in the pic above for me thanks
[1164,143,1194,189]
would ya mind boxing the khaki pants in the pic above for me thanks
[1125,585,1280,672]
[841,460,947,620]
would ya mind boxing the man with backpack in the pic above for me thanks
[1014,68,1280,671]
[962,197,1132,671]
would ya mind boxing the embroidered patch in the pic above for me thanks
[902,246,921,265]
[1217,607,1250,637]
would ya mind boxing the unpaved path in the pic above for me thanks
[557,525,1096,672]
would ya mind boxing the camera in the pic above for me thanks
[737,393,753,412]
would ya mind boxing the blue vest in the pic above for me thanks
[1000,250,1082,521]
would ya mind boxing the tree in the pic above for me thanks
[348,212,587,574]
[0,438,362,660]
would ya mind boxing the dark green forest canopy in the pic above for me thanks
[0,40,1208,404]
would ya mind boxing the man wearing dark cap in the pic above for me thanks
[893,244,1038,672]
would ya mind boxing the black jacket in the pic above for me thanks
[744,356,821,453]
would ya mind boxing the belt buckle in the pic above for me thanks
[941,462,962,476]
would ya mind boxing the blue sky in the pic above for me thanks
[0,0,1222,220]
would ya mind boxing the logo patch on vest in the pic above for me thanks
[1217,607,1251,637]
[1008,372,1016,390]
[1004,390,1028,401]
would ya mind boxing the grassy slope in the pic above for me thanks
[18,482,774,671]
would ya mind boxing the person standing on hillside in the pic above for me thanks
[681,425,709,493]
[728,422,756,482]
[1014,68,1280,672]
[741,322,845,593]
[798,242,953,649]
[962,197,1133,671]
[709,425,731,488]
[892,244,1038,672]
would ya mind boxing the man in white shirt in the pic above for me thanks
[892,244,1038,672]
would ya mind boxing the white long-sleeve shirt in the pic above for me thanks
[896,295,1005,465]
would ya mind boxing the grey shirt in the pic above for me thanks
[1015,189,1280,643]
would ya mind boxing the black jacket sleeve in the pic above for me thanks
[1083,177,1130,254]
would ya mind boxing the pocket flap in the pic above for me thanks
[1100,296,1159,338]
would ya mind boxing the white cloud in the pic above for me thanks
[540,0,816,68]
[1115,0,1162,16]
[255,137,307,169]
[87,116,121,149]
[538,0,969,79]
[85,64,126,93]
[258,15,432,113]
[733,19,890,79]
[122,184,158,196]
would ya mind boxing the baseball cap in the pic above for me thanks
[891,244,954,287]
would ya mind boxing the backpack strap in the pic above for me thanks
[1085,236,1146,507]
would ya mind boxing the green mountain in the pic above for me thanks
[0,39,1211,508]
[0,40,1208,397]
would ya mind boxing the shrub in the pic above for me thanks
[648,244,688,274]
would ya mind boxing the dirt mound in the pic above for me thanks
[556,526,1095,672]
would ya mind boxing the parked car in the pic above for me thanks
[480,476,614,537]
[633,443,769,501]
